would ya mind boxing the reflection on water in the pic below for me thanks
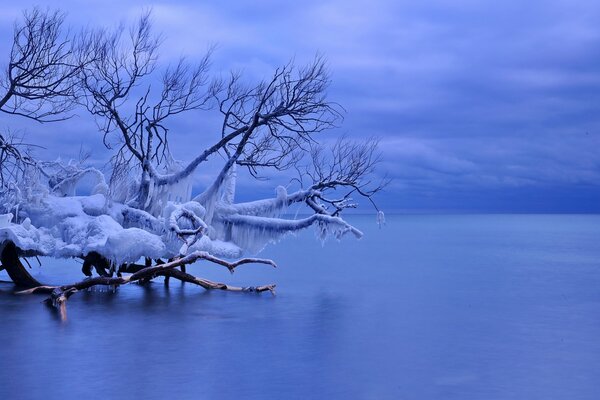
[1,215,600,399]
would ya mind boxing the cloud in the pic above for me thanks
[0,0,599,211]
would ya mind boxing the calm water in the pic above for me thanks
[1,215,599,399]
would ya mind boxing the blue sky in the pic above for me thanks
[1,0,599,213]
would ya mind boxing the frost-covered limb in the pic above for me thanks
[223,214,363,239]
[215,213,363,254]
[149,124,250,187]
[169,205,207,236]
[121,206,164,233]
[46,167,107,197]
[212,186,318,218]
[315,195,357,217]
[305,196,330,215]
[193,179,365,254]
[165,202,210,254]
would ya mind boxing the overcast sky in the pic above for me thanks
[1,0,599,213]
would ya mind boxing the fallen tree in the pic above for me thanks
[0,9,386,316]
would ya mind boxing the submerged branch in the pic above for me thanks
[16,251,277,318]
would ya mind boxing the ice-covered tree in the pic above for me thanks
[0,10,386,316]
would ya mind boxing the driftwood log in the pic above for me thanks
[0,241,276,320]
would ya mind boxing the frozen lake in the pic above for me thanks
[1,214,599,399]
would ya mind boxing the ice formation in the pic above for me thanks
[0,161,364,269]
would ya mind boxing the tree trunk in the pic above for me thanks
[0,241,43,288]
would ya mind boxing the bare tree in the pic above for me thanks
[78,12,219,209]
[73,11,387,247]
[0,8,80,122]
[77,14,383,214]
[0,7,92,202]
[0,10,387,314]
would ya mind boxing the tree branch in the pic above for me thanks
[16,251,277,319]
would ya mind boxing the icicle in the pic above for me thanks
[223,213,363,254]
[144,178,154,209]
[22,217,31,230]
[377,210,386,228]
[221,163,237,204]
[0,213,13,227]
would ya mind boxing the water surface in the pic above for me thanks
[1,215,599,399]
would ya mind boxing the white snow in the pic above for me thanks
[0,213,13,227]
[0,159,368,268]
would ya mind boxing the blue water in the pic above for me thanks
[1,215,599,399]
